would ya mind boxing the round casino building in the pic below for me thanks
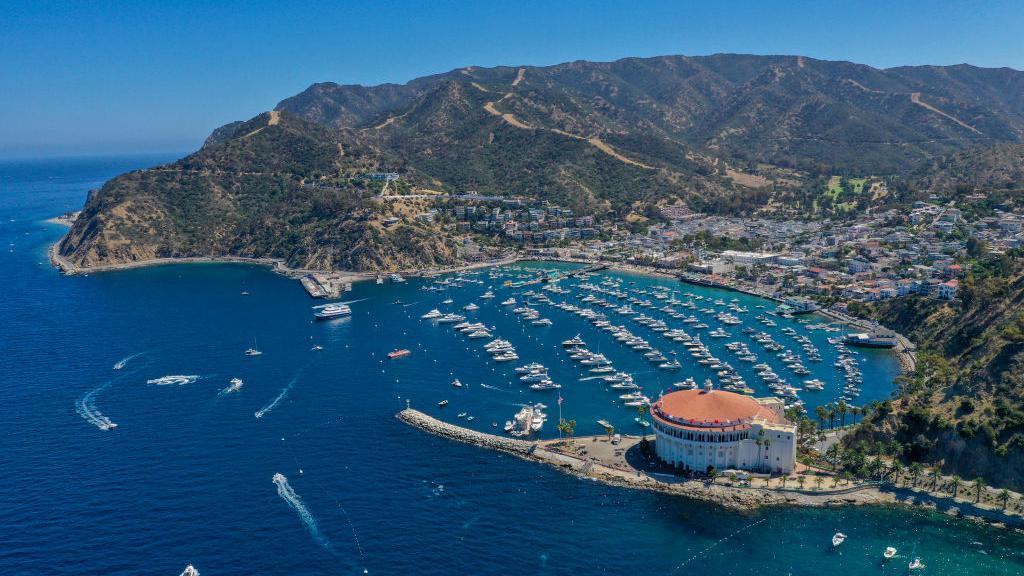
[650,381,797,475]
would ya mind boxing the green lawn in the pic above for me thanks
[826,176,868,198]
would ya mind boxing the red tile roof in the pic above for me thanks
[653,389,781,430]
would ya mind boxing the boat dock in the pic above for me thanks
[301,272,368,298]
[565,264,609,278]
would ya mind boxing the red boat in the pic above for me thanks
[388,349,411,359]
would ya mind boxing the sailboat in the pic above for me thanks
[244,339,262,356]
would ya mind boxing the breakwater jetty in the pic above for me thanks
[397,408,534,456]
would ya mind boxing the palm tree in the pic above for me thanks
[889,462,904,486]
[998,489,1011,510]
[557,418,577,445]
[867,458,884,481]
[763,437,772,473]
[781,475,788,488]
[837,401,849,428]
[602,423,615,441]
[949,476,962,498]
[797,476,806,490]
[815,405,828,431]
[909,462,924,487]
[815,476,824,490]
[972,477,986,503]
[929,469,941,491]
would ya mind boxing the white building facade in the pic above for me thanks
[651,386,797,474]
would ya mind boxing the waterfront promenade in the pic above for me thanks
[398,408,1024,530]
[398,408,896,511]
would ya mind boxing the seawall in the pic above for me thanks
[397,409,1024,531]
[397,409,901,512]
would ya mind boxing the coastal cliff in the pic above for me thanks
[846,255,1024,491]
[58,112,456,272]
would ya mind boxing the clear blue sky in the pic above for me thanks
[2,0,1022,158]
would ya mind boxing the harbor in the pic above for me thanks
[11,188,1021,573]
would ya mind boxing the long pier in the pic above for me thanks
[565,264,608,278]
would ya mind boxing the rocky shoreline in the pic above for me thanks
[397,408,896,511]
[398,409,1024,532]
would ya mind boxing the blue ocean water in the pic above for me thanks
[1,156,1023,575]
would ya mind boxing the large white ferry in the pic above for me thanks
[314,303,351,320]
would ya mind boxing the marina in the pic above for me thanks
[411,261,900,441]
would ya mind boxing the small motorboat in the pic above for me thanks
[832,532,846,547]
[222,378,244,394]
[388,349,411,359]
[452,379,463,388]
[908,558,925,571]
[437,399,449,408]
[883,547,897,560]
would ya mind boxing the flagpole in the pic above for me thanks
[558,393,563,440]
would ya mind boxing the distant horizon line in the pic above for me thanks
[0,149,191,162]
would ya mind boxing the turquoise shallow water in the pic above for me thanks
[1,156,1022,575]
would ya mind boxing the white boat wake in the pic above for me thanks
[273,473,330,549]
[112,351,145,370]
[255,371,302,419]
[146,375,199,386]
[75,382,117,430]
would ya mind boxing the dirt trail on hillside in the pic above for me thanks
[910,92,983,135]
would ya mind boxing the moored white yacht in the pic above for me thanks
[562,334,586,347]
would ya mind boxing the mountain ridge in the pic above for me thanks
[62,52,1024,273]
